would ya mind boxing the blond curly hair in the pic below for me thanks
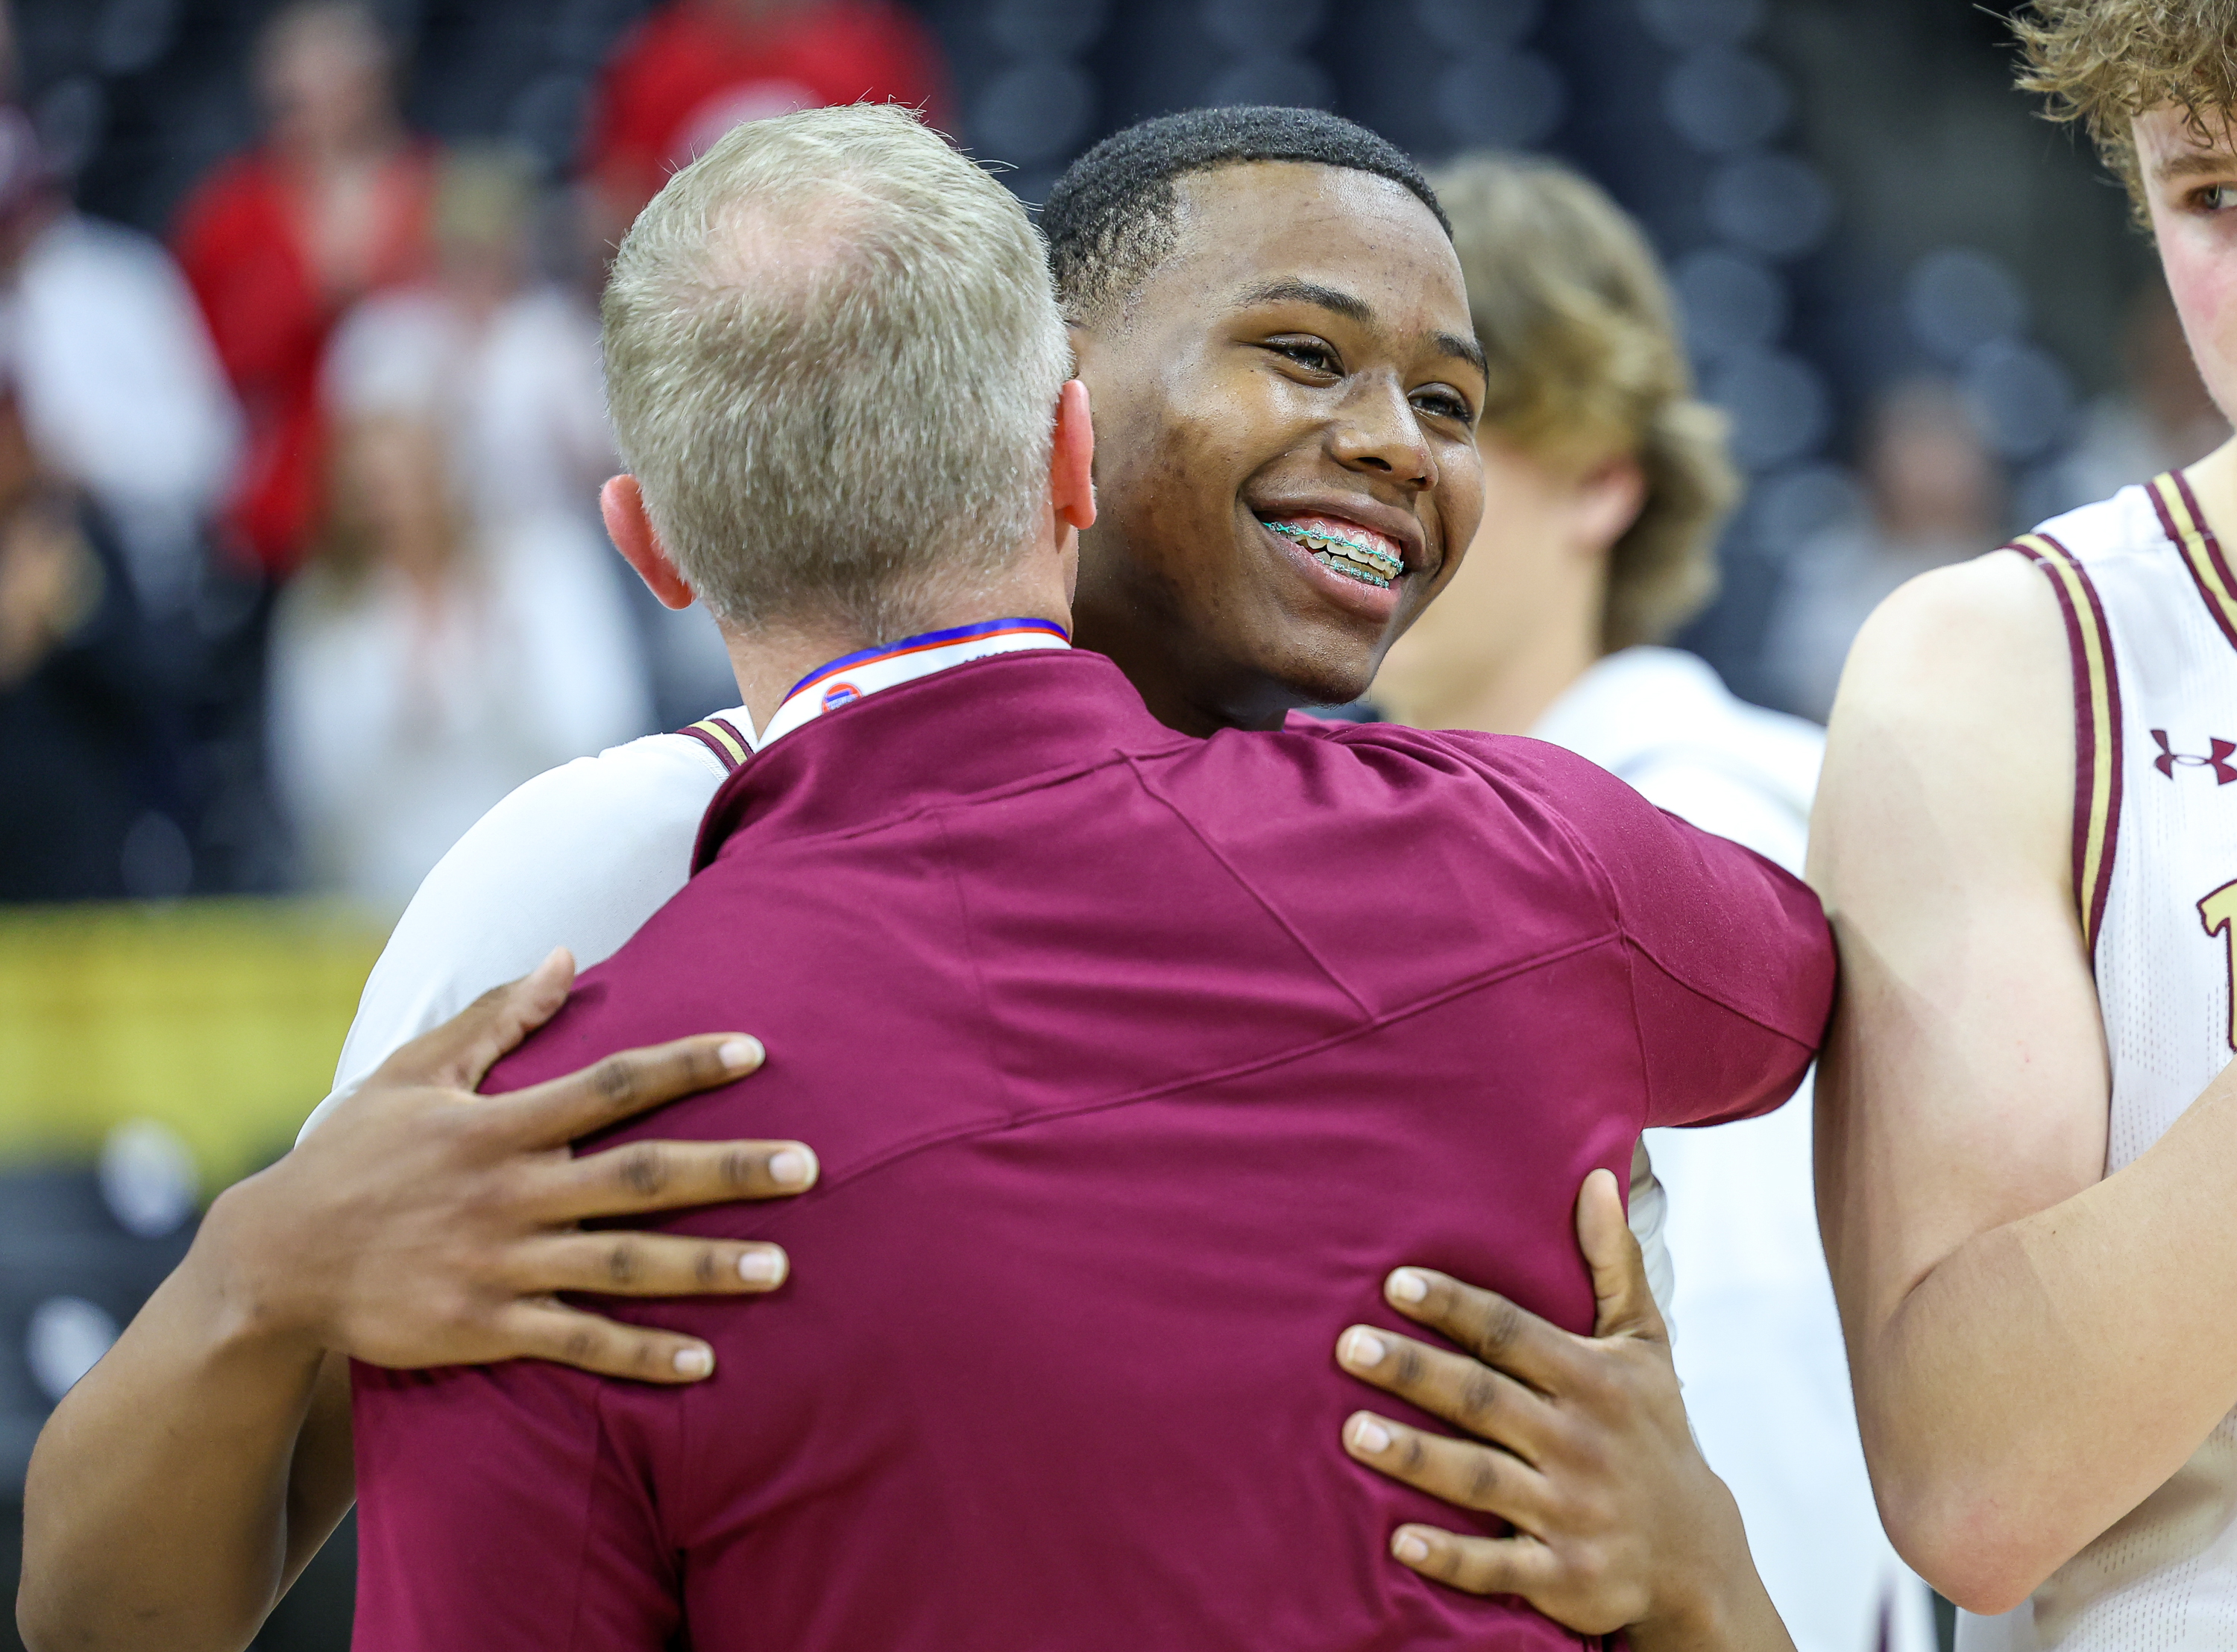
[1428,154,1738,652]
[2014,0,2237,215]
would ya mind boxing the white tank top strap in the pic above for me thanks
[2007,530,2124,959]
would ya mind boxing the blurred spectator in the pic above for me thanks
[1762,379,2002,721]
[0,393,190,902]
[324,143,735,725]
[173,0,434,580]
[582,0,950,239]
[266,399,650,907]
[0,110,240,619]
[324,145,608,532]
[2055,277,2228,505]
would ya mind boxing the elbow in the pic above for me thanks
[1878,1478,2054,1618]
[15,1544,83,1652]
[17,1588,66,1652]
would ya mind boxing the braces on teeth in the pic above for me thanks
[1265,520,1403,588]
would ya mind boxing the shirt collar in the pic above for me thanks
[749,617,1070,751]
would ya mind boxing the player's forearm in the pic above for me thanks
[19,1184,342,1652]
[1855,1068,2237,1612]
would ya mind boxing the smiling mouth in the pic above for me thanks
[1261,516,1407,590]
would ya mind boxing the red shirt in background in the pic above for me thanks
[172,146,433,577]
[583,0,951,219]
[352,647,1833,1651]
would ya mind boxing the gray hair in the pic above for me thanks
[602,103,1075,639]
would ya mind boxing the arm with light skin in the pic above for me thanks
[19,952,816,1652]
[1807,549,2237,1611]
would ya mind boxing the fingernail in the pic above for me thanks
[1340,1328,1388,1368]
[767,1145,817,1187]
[1349,1414,1392,1454]
[1393,1531,1430,1564]
[1387,1269,1429,1305]
[673,1346,713,1378]
[718,1036,764,1072]
[737,1248,787,1284]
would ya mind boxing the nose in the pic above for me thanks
[1328,375,1434,491]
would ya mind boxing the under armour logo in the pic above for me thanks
[2153,728,2237,784]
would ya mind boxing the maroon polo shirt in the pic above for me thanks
[351,646,1831,1651]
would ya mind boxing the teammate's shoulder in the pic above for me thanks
[1853,546,2065,678]
[2022,478,2168,564]
[566,719,737,780]
[1826,550,2074,849]
[472,716,743,836]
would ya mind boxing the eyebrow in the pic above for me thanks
[1435,330,1488,378]
[2154,147,2237,180]
[1233,278,1488,377]
[1236,277,1371,321]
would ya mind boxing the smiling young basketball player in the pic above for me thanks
[1815,4,2237,1643]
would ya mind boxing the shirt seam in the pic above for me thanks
[716,743,1810,1117]
[1121,751,1374,1016]
[673,1338,697,1628]
[1542,795,1813,1046]
[724,928,1629,1228]
[1262,719,1805,1037]
[710,740,1179,854]
[931,810,1012,1115]
[1530,798,1803,1129]
[564,1387,610,1652]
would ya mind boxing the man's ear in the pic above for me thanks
[602,475,696,611]
[1049,378,1096,536]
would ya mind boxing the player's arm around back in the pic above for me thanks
[1810,550,2237,1610]
[17,955,813,1652]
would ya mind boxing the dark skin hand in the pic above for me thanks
[19,951,815,1652]
[1335,1169,1793,1651]
[1069,160,1488,734]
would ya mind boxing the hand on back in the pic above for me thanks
[1336,1168,1793,1651]
[202,948,818,1381]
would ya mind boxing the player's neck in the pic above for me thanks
[2181,436,2237,546]
[1452,632,1600,737]
[1383,597,1602,738]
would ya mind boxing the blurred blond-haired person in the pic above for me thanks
[266,400,649,907]
[1374,154,1933,1652]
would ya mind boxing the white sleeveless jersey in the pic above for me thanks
[1960,473,2237,1651]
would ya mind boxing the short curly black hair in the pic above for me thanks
[1041,106,1450,324]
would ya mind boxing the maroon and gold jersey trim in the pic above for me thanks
[2148,469,2237,657]
[679,715,751,772]
[2012,532,2123,956]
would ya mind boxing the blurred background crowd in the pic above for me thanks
[0,0,2219,1647]
[0,0,2202,915]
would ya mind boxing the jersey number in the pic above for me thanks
[2201,880,2237,1052]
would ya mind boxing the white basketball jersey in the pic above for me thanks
[1960,473,2237,1651]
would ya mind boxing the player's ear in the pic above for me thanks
[602,475,696,611]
